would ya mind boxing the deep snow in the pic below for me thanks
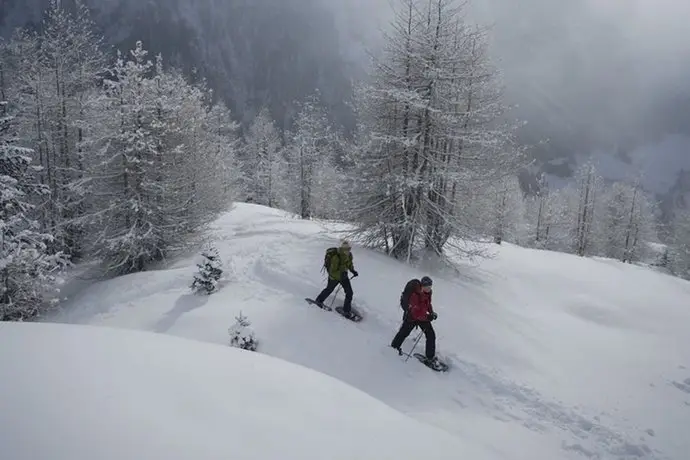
[47,202,690,460]
[0,321,489,460]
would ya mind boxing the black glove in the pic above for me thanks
[351,270,359,278]
[428,312,437,321]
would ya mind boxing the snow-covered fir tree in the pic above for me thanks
[348,0,523,261]
[242,107,287,207]
[285,92,337,219]
[204,100,242,202]
[228,311,258,351]
[191,245,223,295]
[7,0,107,260]
[570,159,603,256]
[597,181,659,263]
[524,173,563,249]
[668,206,690,279]
[85,43,232,276]
[2,3,239,281]
[480,175,527,245]
[153,62,231,237]
[0,99,66,321]
[309,154,347,220]
[87,42,163,275]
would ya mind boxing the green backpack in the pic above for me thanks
[322,247,339,274]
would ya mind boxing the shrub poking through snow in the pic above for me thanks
[191,245,223,295]
[228,311,258,351]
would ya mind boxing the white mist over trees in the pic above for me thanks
[1,0,689,320]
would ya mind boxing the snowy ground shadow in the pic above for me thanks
[153,292,212,333]
[440,353,663,460]
[252,258,322,301]
[232,228,330,240]
[672,378,690,394]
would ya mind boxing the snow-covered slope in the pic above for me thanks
[0,321,490,460]
[48,203,690,460]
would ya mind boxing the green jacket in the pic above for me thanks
[328,249,355,280]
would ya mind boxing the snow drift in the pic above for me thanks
[0,321,490,460]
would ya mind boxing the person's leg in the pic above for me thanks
[315,278,340,304]
[391,320,416,350]
[418,321,436,359]
[340,274,353,312]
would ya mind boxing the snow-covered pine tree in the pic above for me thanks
[285,92,335,219]
[310,154,347,220]
[571,159,603,256]
[348,0,523,261]
[597,181,659,263]
[88,42,168,275]
[528,173,553,248]
[539,184,581,253]
[203,101,241,203]
[228,311,258,351]
[85,42,234,276]
[191,245,223,295]
[338,110,393,249]
[0,99,66,321]
[152,60,228,240]
[42,0,107,259]
[7,0,107,260]
[482,175,527,245]
[243,107,286,207]
[668,206,690,279]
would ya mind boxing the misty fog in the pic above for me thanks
[334,0,690,173]
[2,0,689,194]
[365,0,689,127]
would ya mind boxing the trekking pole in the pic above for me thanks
[329,285,342,308]
[404,328,423,362]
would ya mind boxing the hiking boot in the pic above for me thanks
[425,356,445,370]
[342,308,358,319]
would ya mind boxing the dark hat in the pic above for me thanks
[420,276,432,287]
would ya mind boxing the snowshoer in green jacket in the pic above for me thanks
[314,240,359,317]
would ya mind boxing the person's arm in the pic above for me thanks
[428,293,437,320]
[348,253,358,276]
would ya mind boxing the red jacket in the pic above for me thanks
[408,288,433,322]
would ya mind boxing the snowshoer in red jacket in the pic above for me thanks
[391,276,438,364]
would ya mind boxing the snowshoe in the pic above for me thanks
[305,298,332,311]
[335,306,363,322]
[413,353,448,372]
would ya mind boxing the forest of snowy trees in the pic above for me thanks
[1,0,690,321]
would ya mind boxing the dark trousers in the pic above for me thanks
[315,273,353,312]
[391,318,436,359]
